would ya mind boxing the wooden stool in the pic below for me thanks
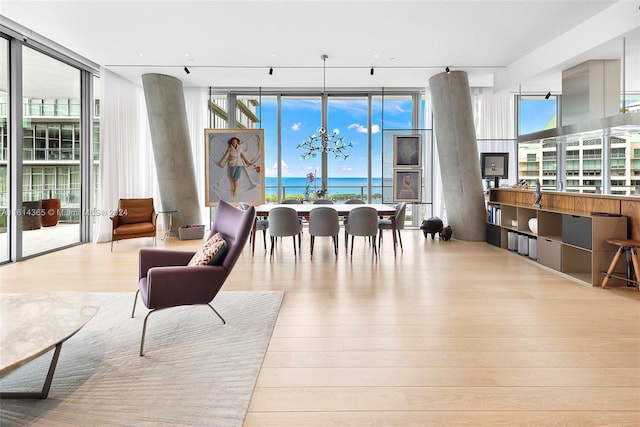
[602,238,640,290]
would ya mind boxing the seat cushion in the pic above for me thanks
[188,232,228,266]
[113,222,155,235]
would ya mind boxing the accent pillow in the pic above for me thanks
[188,233,227,266]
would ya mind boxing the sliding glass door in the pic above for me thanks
[0,37,8,262]
[21,46,82,256]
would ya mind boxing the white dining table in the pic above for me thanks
[252,203,397,255]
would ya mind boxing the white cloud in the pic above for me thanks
[271,160,288,170]
[347,123,380,134]
[291,122,301,131]
[342,167,353,172]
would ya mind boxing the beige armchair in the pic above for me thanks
[110,198,158,251]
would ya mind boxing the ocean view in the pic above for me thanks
[265,177,384,197]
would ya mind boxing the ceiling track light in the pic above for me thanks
[269,67,273,75]
[445,66,450,74]
[183,66,190,75]
[370,67,374,76]
[545,91,551,100]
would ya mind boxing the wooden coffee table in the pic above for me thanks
[0,291,100,399]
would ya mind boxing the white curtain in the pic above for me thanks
[183,87,210,228]
[93,68,156,243]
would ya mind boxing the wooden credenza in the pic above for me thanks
[486,189,634,287]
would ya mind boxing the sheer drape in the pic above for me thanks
[183,87,210,228]
[93,69,156,243]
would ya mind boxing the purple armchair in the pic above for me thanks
[131,200,256,356]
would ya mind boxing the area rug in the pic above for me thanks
[0,291,283,426]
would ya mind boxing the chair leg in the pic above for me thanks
[310,235,315,258]
[270,236,275,259]
[110,240,113,252]
[131,289,140,318]
[140,309,155,356]
[397,230,403,251]
[372,236,378,257]
[350,236,354,256]
[333,235,338,256]
[139,304,226,356]
[207,303,226,324]
[292,236,297,256]
[262,230,267,250]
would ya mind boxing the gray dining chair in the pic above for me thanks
[309,206,340,257]
[268,206,303,259]
[344,198,366,247]
[378,202,406,251]
[281,199,303,204]
[313,199,334,204]
[345,206,378,258]
[239,202,268,251]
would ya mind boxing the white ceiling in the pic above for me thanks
[1,0,639,95]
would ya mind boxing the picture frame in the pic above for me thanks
[393,134,422,168]
[480,152,509,179]
[393,169,422,202]
[204,128,265,206]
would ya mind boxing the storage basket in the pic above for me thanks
[178,224,205,240]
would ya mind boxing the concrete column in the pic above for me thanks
[428,71,486,241]
[142,73,201,232]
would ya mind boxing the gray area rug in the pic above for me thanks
[0,291,283,426]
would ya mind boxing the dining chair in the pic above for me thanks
[313,199,334,204]
[345,206,379,258]
[309,206,340,258]
[344,198,366,247]
[378,202,406,251]
[268,206,303,259]
[281,199,302,204]
[239,202,268,250]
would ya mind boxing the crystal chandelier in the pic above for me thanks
[297,55,353,161]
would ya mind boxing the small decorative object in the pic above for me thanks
[441,225,452,241]
[533,179,542,208]
[316,187,328,199]
[528,218,538,234]
[420,217,443,239]
[511,219,518,227]
[304,172,315,200]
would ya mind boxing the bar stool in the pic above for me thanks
[601,238,640,290]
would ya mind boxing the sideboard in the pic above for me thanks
[486,188,640,287]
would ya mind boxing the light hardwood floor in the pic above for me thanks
[1,229,639,426]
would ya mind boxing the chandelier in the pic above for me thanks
[297,55,353,161]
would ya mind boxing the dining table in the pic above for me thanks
[252,203,397,255]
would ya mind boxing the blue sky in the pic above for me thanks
[258,97,414,179]
[257,97,556,178]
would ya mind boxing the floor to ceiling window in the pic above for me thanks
[0,37,8,263]
[221,91,423,206]
[327,96,372,201]
[21,46,82,257]
[280,95,322,200]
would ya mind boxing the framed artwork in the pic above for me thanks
[205,129,264,206]
[393,134,422,168]
[480,152,509,179]
[393,169,422,202]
